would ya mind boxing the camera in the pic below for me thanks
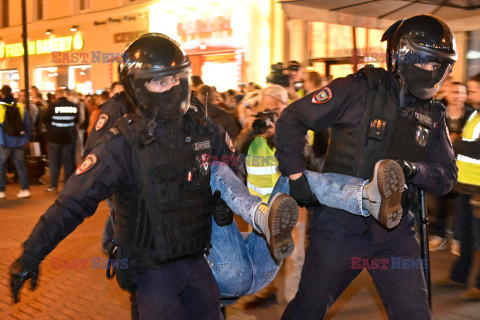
[266,62,290,88]
[252,111,276,136]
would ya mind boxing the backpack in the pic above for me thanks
[2,102,24,136]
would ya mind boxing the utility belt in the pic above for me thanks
[106,243,210,292]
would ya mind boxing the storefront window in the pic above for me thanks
[200,53,240,92]
[35,66,69,93]
[467,30,480,78]
[68,65,92,95]
[0,70,19,92]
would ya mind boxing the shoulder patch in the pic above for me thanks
[95,114,109,131]
[312,87,332,104]
[76,154,98,175]
[225,132,235,152]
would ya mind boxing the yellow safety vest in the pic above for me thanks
[245,136,280,202]
[457,111,480,186]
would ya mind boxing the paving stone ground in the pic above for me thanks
[1,181,480,319]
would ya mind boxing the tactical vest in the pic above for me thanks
[112,110,214,264]
[246,136,280,202]
[457,111,480,186]
[323,67,437,180]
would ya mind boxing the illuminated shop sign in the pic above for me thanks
[177,16,231,36]
[0,33,84,58]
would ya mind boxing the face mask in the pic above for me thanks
[137,78,190,120]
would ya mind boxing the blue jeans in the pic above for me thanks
[48,142,74,188]
[208,162,368,297]
[0,146,29,191]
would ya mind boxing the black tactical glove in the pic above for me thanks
[10,257,39,303]
[395,159,418,181]
[210,190,234,227]
[289,173,320,207]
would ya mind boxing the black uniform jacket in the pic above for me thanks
[22,106,238,263]
[275,71,458,243]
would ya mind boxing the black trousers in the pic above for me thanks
[136,257,221,320]
[282,208,431,320]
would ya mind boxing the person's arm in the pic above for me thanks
[275,75,368,178]
[412,111,458,195]
[453,138,480,159]
[21,135,133,263]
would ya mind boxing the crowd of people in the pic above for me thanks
[2,13,480,320]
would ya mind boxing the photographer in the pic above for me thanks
[234,84,317,305]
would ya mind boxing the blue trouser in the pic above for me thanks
[0,146,29,191]
[281,208,431,320]
[208,163,368,297]
[136,257,221,320]
[451,192,480,288]
[48,142,74,188]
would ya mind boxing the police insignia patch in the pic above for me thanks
[225,133,235,152]
[95,114,109,131]
[76,154,98,175]
[312,87,332,104]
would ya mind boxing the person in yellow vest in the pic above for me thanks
[0,85,31,199]
[437,73,480,300]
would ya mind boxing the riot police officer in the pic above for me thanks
[9,33,236,320]
[275,15,458,319]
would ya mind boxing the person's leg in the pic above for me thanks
[180,258,222,320]
[243,231,281,295]
[281,207,366,320]
[451,192,474,285]
[208,219,254,298]
[48,142,61,189]
[61,142,74,184]
[284,207,307,302]
[136,263,186,320]
[274,172,368,216]
[210,162,262,226]
[368,228,432,320]
[0,147,13,192]
[12,147,29,191]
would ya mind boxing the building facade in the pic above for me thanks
[0,0,286,94]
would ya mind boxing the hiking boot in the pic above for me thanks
[16,189,31,198]
[429,236,447,252]
[254,193,299,260]
[461,287,480,301]
[362,160,405,229]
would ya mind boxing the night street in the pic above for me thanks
[0,182,479,319]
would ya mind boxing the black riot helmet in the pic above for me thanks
[119,33,192,120]
[388,14,457,100]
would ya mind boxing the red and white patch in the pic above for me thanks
[76,154,98,175]
[95,114,109,131]
[312,87,332,104]
[225,132,235,152]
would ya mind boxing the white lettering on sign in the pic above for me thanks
[55,106,77,113]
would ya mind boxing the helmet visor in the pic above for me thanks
[397,37,453,99]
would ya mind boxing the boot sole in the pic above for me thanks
[268,193,299,260]
[377,160,405,229]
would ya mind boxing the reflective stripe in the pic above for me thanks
[52,122,74,127]
[247,181,274,195]
[246,165,278,175]
[52,115,76,120]
[457,154,480,165]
